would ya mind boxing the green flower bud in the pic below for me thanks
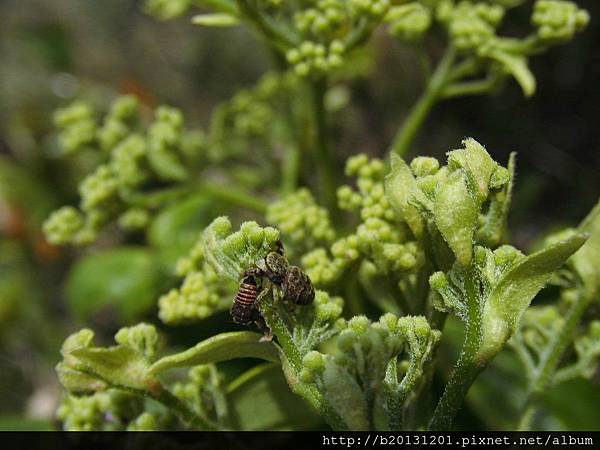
[348,315,370,334]
[79,164,120,212]
[429,271,448,290]
[111,134,149,187]
[114,323,159,359]
[43,206,85,245]
[303,350,326,372]
[337,329,358,352]
[267,189,335,250]
[532,0,589,44]
[410,156,440,177]
[118,208,149,231]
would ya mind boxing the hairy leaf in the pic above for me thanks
[70,346,153,391]
[479,233,587,362]
[433,170,477,266]
[149,332,279,375]
[384,154,424,238]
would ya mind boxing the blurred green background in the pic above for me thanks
[0,0,598,430]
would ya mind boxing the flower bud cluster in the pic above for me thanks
[385,3,432,41]
[209,72,297,161]
[44,97,200,245]
[266,188,336,252]
[202,217,281,281]
[286,40,345,77]
[57,390,143,431]
[294,1,346,39]
[299,314,440,428]
[350,0,391,19]
[436,1,505,52]
[303,154,419,285]
[159,238,235,323]
[532,0,589,44]
[53,102,98,155]
[114,323,160,359]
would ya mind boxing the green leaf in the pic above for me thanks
[479,233,587,362]
[65,248,162,321]
[489,50,536,97]
[192,13,239,26]
[447,138,498,203]
[147,193,217,251]
[56,363,108,394]
[572,199,600,295]
[70,346,153,391]
[149,331,279,375]
[384,154,425,238]
[227,364,321,430]
[320,361,369,430]
[433,170,478,266]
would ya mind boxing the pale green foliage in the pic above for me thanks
[386,138,513,268]
[48,0,595,433]
[298,314,440,430]
[508,202,600,398]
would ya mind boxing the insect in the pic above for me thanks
[230,241,314,337]
[256,242,315,306]
[230,271,260,326]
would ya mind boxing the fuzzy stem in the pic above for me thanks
[429,264,484,430]
[259,293,302,371]
[309,77,338,213]
[390,47,456,157]
[516,290,595,430]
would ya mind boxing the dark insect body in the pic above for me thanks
[282,265,315,305]
[258,242,315,306]
[231,274,259,325]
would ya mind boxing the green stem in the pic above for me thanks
[344,18,372,51]
[429,264,484,430]
[260,292,349,430]
[309,77,337,213]
[390,47,456,157]
[259,294,302,371]
[441,74,503,99]
[235,0,299,50]
[516,290,595,430]
[281,143,301,194]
